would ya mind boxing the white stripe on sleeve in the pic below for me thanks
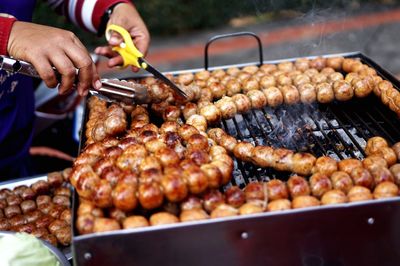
[81,0,98,33]
[68,0,78,26]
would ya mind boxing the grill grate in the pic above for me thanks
[219,95,400,189]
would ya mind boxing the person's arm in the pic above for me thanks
[49,0,150,71]
[47,0,132,33]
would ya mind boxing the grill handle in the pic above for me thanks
[204,32,263,70]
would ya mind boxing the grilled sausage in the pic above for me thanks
[225,186,246,208]
[41,234,58,247]
[350,167,374,190]
[202,190,225,213]
[348,186,373,202]
[316,82,334,103]
[55,226,71,246]
[35,214,54,229]
[20,200,37,214]
[247,90,267,109]
[93,217,121,232]
[47,172,64,188]
[183,165,209,195]
[292,195,320,209]
[52,195,71,208]
[251,146,274,168]
[266,179,289,201]
[370,166,394,185]
[291,152,316,176]
[333,80,353,101]
[76,214,95,235]
[280,85,300,105]
[309,173,332,198]
[48,219,68,235]
[267,199,291,211]
[362,155,388,172]
[392,142,400,161]
[25,210,42,223]
[272,148,294,172]
[298,83,317,104]
[287,175,311,198]
[200,164,223,189]
[313,156,338,176]
[4,205,21,218]
[338,158,363,175]
[180,209,209,222]
[321,190,348,205]
[365,136,389,156]
[21,188,36,201]
[6,194,22,206]
[150,212,179,226]
[239,202,264,215]
[160,172,188,203]
[390,164,400,186]
[138,182,163,210]
[31,180,50,195]
[330,171,353,193]
[60,209,71,225]
[373,181,399,199]
[210,204,239,218]
[122,216,149,229]
[262,87,283,107]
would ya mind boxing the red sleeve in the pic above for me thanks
[92,0,132,30]
[0,17,17,56]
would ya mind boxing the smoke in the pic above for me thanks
[267,103,316,151]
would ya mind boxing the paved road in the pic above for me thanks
[98,4,400,78]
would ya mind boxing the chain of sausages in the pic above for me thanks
[76,163,400,234]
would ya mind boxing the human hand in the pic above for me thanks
[94,3,150,72]
[7,21,101,96]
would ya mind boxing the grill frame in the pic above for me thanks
[73,52,400,266]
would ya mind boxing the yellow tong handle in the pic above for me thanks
[105,24,148,69]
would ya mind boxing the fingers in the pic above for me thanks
[94,46,117,58]
[130,29,150,56]
[92,64,102,91]
[65,49,95,96]
[66,39,101,96]
[109,31,123,46]
[31,56,58,88]
[94,45,123,68]
[49,52,77,95]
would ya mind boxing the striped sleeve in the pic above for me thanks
[47,0,132,33]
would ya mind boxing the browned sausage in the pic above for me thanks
[292,196,320,209]
[267,199,291,211]
[321,190,348,205]
[373,181,399,199]
[149,212,179,226]
[287,175,310,198]
[266,179,289,201]
[350,167,374,190]
[309,173,332,198]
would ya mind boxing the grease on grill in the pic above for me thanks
[219,94,400,190]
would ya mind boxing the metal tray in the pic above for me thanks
[74,45,400,265]
[0,175,73,260]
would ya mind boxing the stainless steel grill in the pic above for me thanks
[73,51,400,266]
[223,94,400,187]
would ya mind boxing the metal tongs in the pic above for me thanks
[106,24,188,99]
[0,55,149,105]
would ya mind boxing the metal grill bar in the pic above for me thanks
[223,93,399,186]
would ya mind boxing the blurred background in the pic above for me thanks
[30,0,400,174]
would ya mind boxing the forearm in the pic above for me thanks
[48,0,132,33]
[0,16,17,55]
